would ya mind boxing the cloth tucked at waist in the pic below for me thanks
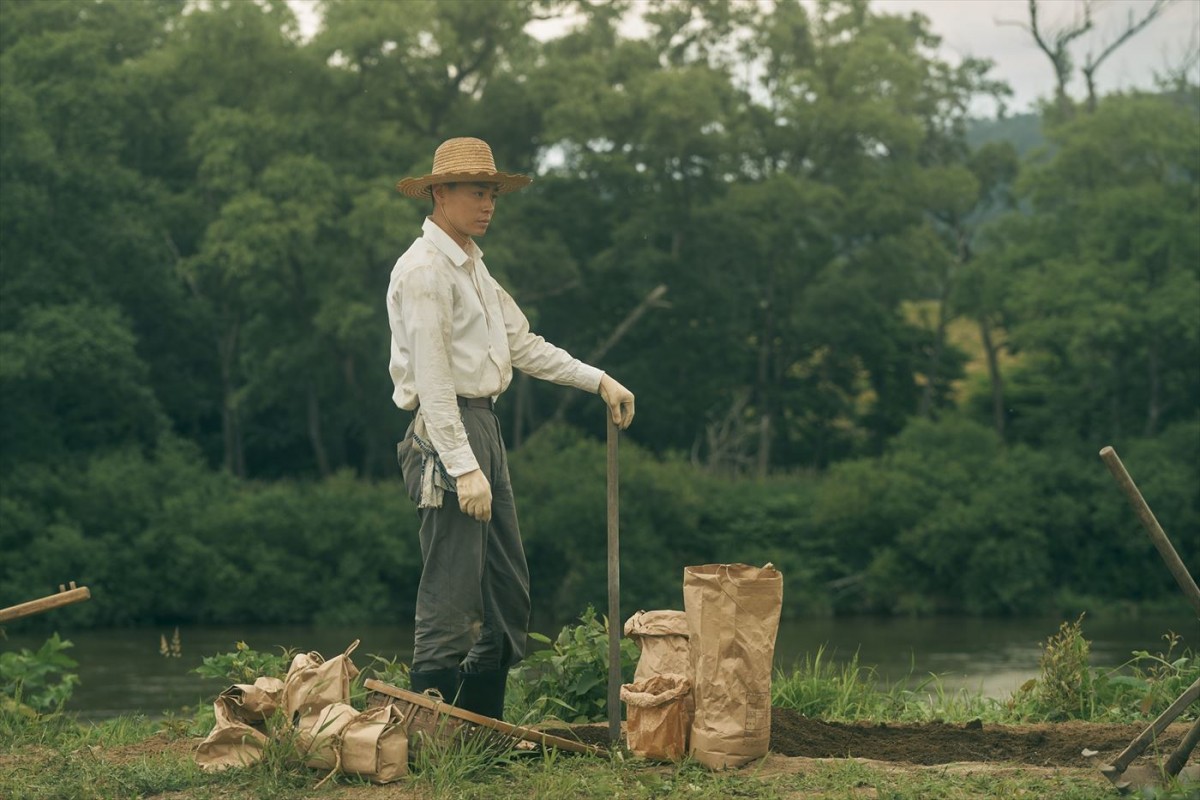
[409,411,456,509]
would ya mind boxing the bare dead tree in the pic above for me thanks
[998,0,1178,115]
[1153,18,1199,95]
[1082,0,1174,111]
[998,0,1095,116]
[549,284,670,423]
[690,388,756,475]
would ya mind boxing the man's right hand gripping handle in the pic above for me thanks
[456,469,493,522]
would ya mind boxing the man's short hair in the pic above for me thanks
[431,182,459,211]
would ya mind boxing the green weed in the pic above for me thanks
[0,633,80,714]
[507,605,639,724]
[411,715,523,797]
[1006,617,1199,724]
[1092,630,1200,722]
[192,640,294,685]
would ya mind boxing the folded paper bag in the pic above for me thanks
[621,673,693,762]
[296,702,358,770]
[340,703,409,783]
[194,676,285,771]
[283,640,360,722]
[623,610,691,684]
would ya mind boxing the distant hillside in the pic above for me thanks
[966,112,1043,157]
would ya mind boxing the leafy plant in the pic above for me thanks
[1091,631,1199,722]
[1008,615,1100,721]
[0,633,80,714]
[508,606,639,724]
[192,641,293,686]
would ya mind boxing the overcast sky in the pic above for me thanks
[876,0,1198,113]
[292,0,1200,116]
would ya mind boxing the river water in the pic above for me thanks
[3,614,1195,720]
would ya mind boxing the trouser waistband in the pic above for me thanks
[457,396,494,410]
[414,396,494,414]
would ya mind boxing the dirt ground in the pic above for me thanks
[545,707,1195,769]
[767,708,1193,768]
[83,710,1194,773]
[12,711,1193,799]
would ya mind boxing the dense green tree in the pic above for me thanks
[973,91,1199,446]
[1,0,1195,627]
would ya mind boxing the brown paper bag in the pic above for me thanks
[222,676,284,721]
[623,610,691,683]
[195,719,268,771]
[340,703,409,782]
[296,702,358,770]
[283,640,360,722]
[620,674,692,761]
[195,677,283,771]
[684,563,782,769]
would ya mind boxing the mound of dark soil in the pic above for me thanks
[544,710,1193,769]
[768,708,1189,767]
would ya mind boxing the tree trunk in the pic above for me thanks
[919,291,950,419]
[512,372,531,449]
[755,299,774,479]
[342,354,377,476]
[1145,344,1161,436]
[979,316,1006,440]
[307,382,331,478]
[219,318,245,478]
[756,413,771,479]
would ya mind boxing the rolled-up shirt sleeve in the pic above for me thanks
[396,264,480,477]
[494,280,604,393]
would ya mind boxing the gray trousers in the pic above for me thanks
[399,406,531,673]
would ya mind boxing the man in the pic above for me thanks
[388,137,635,720]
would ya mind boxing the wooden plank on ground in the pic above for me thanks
[363,678,607,757]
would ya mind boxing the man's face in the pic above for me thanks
[435,182,499,238]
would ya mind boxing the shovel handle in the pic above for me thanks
[607,415,621,745]
[0,584,90,623]
[1100,446,1200,617]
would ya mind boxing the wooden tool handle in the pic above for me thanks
[607,415,621,746]
[1100,446,1200,617]
[363,679,605,756]
[0,585,91,623]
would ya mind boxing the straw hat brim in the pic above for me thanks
[395,171,532,199]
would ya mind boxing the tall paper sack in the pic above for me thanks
[684,563,782,769]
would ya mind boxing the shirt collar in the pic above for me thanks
[422,217,482,267]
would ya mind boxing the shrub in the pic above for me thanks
[507,606,639,724]
[192,640,293,686]
[0,633,79,714]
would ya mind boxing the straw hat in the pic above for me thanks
[396,137,532,199]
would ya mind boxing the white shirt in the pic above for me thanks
[387,218,604,477]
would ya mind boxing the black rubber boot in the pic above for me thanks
[409,667,461,705]
[455,668,508,720]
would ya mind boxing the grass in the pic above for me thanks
[2,624,1197,799]
[771,646,1010,724]
[0,722,1152,800]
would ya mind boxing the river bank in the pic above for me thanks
[2,712,1196,799]
[3,615,1197,797]
[5,614,1194,720]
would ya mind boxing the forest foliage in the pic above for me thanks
[1,0,1197,628]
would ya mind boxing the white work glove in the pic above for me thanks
[456,469,492,522]
[599,374,635,430]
